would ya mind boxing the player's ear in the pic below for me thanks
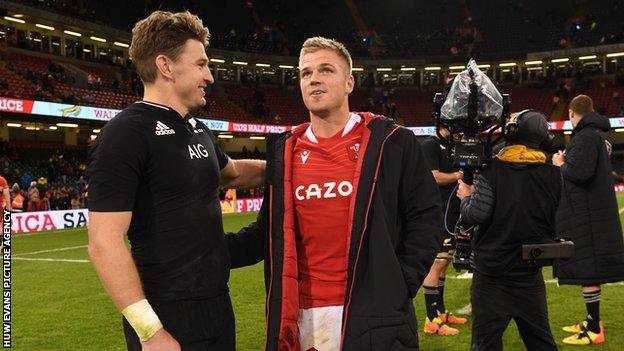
[154,54,174,80]
[346,73,354,94]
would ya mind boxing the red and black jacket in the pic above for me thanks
[227,113,442,350]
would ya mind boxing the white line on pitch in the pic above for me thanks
[448,274,624,286]
[11,227,87,238]
[13,257,89,263]
[619,207,624,214]
[15,245,87,256]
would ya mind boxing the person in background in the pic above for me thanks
[552,94,624,346]
[0,175,11,211]
[10,184,23,212]
[27,181,40,212]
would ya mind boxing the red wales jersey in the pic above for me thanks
[292,113,364,308]
[0,176,7,208]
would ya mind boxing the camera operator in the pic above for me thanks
[457,110,560,351]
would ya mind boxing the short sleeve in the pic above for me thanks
[202,122,229,170]
[87,116,147,212]
[420,138,440,171]
[213,138,229,170]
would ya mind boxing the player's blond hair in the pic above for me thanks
[129,11,210,84]
[299,37,353,73]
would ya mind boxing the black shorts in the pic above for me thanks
[436,234,455,259]
[123,293,235,351]
[437,210,459,257]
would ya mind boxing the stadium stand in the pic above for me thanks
[1,0,623,126]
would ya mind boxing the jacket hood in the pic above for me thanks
[574,112,610,134]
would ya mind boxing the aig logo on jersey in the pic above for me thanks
[295,181,353,200]
[188,143,210,160]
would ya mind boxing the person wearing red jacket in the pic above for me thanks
[227,37,442,350]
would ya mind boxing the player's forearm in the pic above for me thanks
[89,237,169,342]
[88,230,145,311]
[88,212,164,342]
[432,170,461,186]
[224,159,266,189]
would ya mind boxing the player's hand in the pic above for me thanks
[140,329,181,351]
[552,150,565,167]
[456,179,475,200]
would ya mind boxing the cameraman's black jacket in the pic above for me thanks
[555,112,624,285]
[461,157,562,275]
[226,113,442,350]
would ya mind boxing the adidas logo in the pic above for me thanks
[155,121,175,135]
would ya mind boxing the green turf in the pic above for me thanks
[10,202,624,350]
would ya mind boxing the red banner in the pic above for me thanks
[0,97,34,114]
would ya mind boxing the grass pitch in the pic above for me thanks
[10,195,624,350]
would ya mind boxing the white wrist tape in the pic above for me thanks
[121,299,163,341]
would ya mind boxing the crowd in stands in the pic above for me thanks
[7,179,88,212]
[1,39,623,127]
[13,0,97,26]
[0,0,623,128]
[1,142,89,212]
[5,0,624,62]
[144,0,624,60]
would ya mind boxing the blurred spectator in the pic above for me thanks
[87,73,95,90]
[83,91,96,104]
[76,176,87,194]
[27,181,40,212]
[71,191,81,209]
[39,191,51,211]
[80,186,88,208]
[95,76,102,91]
[38,176,48,187]
[10,184,24,212]
[21,174,33,193]
[58,189,70,210]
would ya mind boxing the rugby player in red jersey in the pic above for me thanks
[228,37,442,350]
[0,175,10,211]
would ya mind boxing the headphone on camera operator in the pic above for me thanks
[504,109,555,151]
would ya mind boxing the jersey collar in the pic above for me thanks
[304,113,362,144]
[136,101,194,125]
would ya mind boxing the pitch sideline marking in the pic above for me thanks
[11,227,87,238]
[14,245,88,256]
[13,257,90,263]
[449,273,624,286]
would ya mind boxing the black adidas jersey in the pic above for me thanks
[421,136,461,233]
[87,101,231,302]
